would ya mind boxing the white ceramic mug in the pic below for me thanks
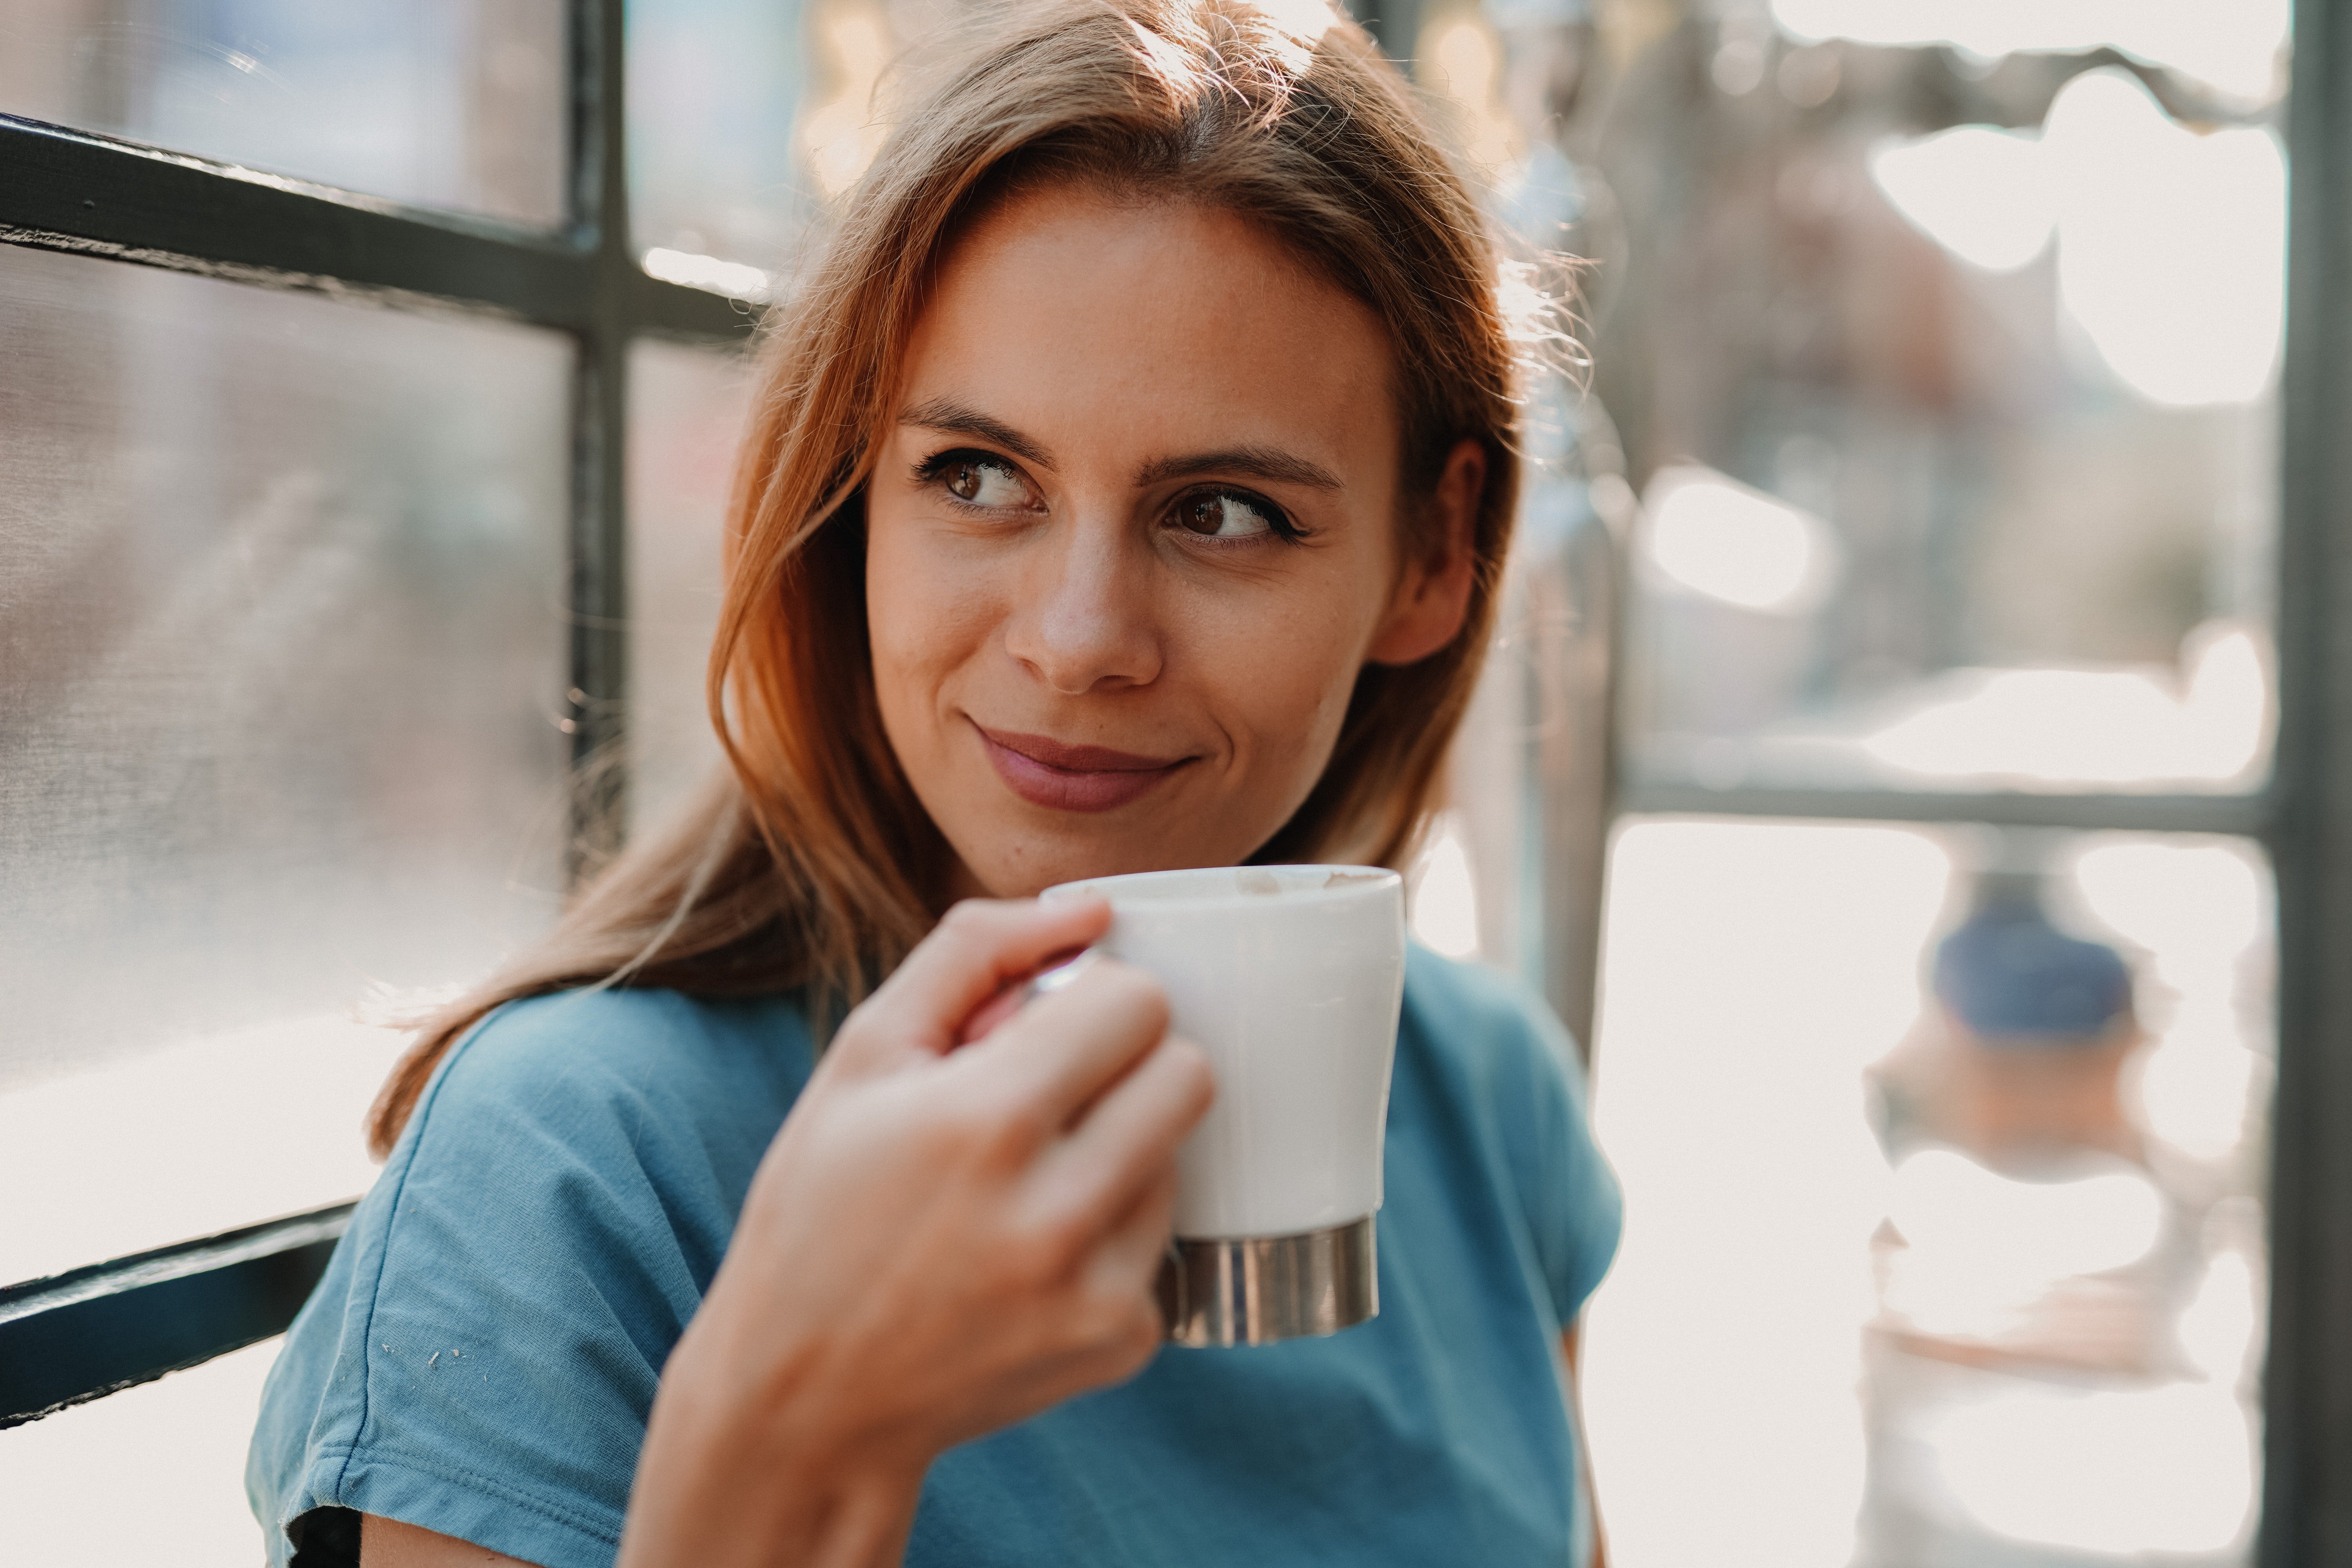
[1040,864,1406,1345]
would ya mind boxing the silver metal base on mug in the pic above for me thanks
[1156,1215,1378,1348]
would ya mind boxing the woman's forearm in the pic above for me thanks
[619,1330,928,1568]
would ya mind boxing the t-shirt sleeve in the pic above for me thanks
[251,993,753,1568]
[1492,986,1623,1328]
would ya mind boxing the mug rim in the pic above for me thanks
[1040,862,1401,910]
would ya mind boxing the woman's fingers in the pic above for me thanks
[971,960,1176,1131]
[847,897,1111,1063]
[1027,1031,1213,1237]
[1084,1167,1180,1301]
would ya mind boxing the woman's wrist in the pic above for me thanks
[619,1316,929,1568]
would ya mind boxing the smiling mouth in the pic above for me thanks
[973,722,1196,813]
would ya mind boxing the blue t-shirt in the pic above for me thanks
[249,947,1621,1567]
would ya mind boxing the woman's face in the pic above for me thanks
[865,184,1478,898]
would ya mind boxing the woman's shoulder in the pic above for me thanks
[448,984,813,1087]
[1400,945,1583,1080]
[381,985,819,1264]
[1398,946,1621,1323]
[412,986,817,1156]
[379,986,820,1249]
[251,988,818,1568]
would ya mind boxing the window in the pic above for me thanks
[0,3,760,1559]
[6,4,2351,1567]
[0,244,574,1286]
[1395,2,2341,1563]
[0,2,570,224]
[1572,9,2292,1560]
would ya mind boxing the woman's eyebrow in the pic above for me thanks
[897,397,1055,468]
[1134,446,1344,492]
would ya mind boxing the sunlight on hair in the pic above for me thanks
[1868,126,2053,273]
[1640,464,1839,615]
[1249,0,1345,46]
[1584,820,1951,1568]
[1407,811,1481,959]
[2047,69,2285,408]
[1772,0,2288,102]
[1922,1383,2256,1554]
[801,0,895,197]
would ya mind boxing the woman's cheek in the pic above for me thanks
[1187,592,1363,804]
[866,519,991,754]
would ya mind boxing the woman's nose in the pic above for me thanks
[1002,519,1163,695]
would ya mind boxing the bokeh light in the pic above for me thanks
[1870,126,2054,273]
[1641,464,1841,615]
[1773,0,2288,102]
[2048,70,2286,409]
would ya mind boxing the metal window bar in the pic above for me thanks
[1613,781,2276,838]
[0,1205,357,1429]
[2261,0,2352,1558]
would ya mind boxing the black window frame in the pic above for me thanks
[0,0,751,1426]
[2,1,2347,1559]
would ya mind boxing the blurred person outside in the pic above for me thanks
[1874,867,2143,1171]
[1866,860,2183,1381]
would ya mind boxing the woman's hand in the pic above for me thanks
[617,896,1214,1568]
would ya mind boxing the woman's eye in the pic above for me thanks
[1175,491,1284,539]
[939,455,1030,508]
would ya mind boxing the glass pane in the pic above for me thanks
[627,337,754,836]
[629,0,941,287]
[0,245,572,1285]
[0,1334,282,1564]
[1589,7,2288,795]
[628,0,809,281]
[1584,817,2270,1564]
[0,1,565,226]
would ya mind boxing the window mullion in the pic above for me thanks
[565,0,637,875]
[1612,782,2275,838]
[2262,1,2352,1558]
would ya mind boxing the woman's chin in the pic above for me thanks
[954,834,1240,902]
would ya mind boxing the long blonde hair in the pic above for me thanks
[368,0,1536,1156]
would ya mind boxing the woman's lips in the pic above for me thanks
[975,724,1194,813]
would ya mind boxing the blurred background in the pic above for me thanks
[0,0,2294,1563]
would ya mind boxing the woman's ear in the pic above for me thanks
[1367,437,1485,667]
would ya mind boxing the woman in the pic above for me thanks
[249,0,1620,1563]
